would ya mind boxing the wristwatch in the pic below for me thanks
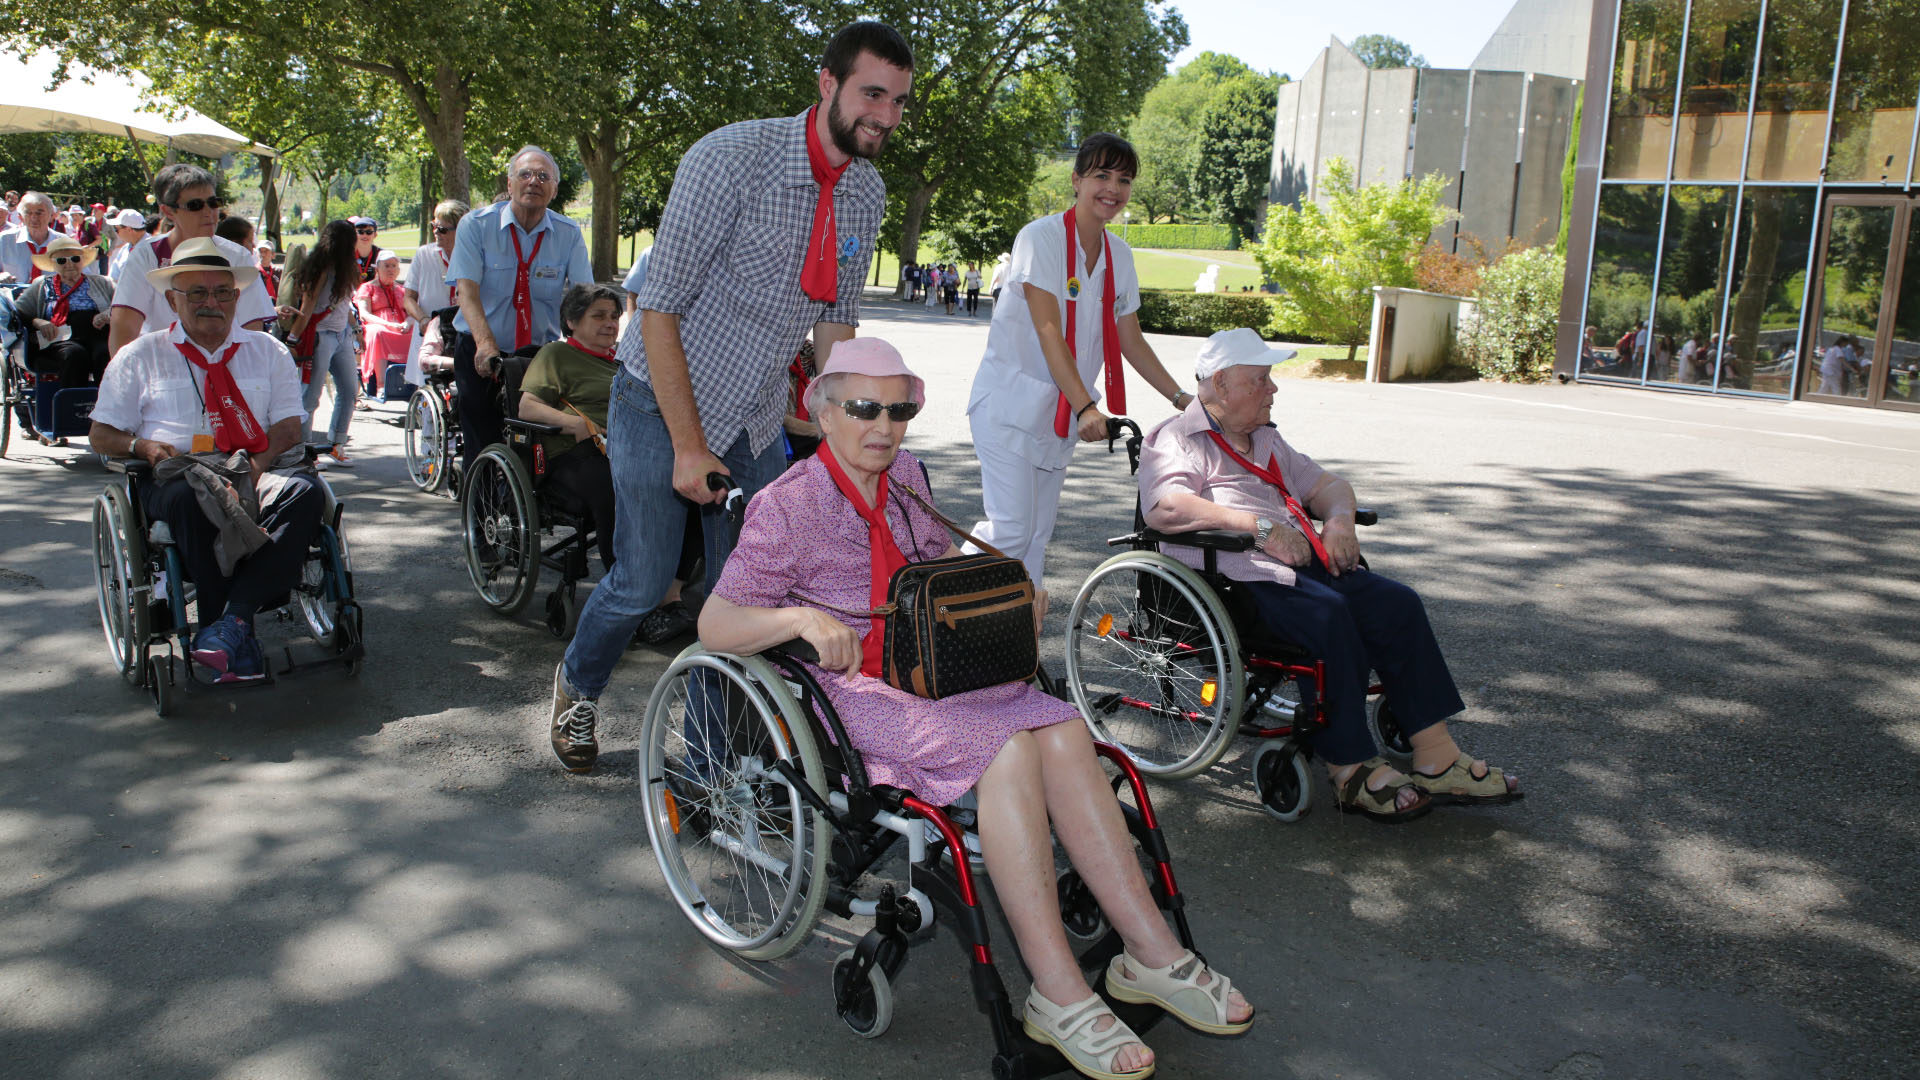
[1253,516,1275,549]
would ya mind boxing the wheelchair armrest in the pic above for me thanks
[503,417,564,436]
[1140,527,1256,552]
[766,638,820,665]
[1355,508,1378,527]
[102,457,153,482]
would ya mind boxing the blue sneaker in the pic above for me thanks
[191,615,265,681]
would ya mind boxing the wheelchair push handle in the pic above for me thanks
[1104,417,1144,476]
[705,471,746,526]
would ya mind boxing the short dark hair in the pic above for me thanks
[823,21,912,82]
[561,282,625,335]
[153,164,218,208]
[214,215,254,246]
[1075,133,1139,179]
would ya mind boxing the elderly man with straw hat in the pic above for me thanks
[18,234,115,390]
[89,236,320,682]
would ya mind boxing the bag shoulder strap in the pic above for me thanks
[891,478,1012,560]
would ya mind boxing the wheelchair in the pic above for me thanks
[641,638,1201,1076]
[0,281,101,459]
[458,348,602,639]
[402,310,463,494]
[1059,419,1402,822]
[90,454,364,717]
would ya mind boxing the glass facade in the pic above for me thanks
[1578,0,1920,412]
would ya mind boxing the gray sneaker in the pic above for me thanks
[549,663,598,773]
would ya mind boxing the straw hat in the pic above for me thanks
[142,235,259,291]
[31,234,99,274]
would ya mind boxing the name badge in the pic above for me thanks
[192,433,217,453]
[533,266,560,279]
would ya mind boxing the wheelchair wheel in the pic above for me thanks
[640,647,832,961]
[1368,693,1413,763]
[403,386,450,493]
[1251,739,1312,822]
[297,523,353,647]
[1064,550,1243,780]
[93,485,151,687]
[1056,868,1112,943]
[832,948,894,1039]
[544,586,579,640]
[462,444,541,615]
[147,653,175,718]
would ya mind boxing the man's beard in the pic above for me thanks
[827,94,891,160]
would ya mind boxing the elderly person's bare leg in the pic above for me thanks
[976,730,1155,1075]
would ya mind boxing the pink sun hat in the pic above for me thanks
[806,337,926,415]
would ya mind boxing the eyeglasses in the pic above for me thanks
[52,255,85,265]
[170,286,241,304]
[830,397,920,423]
[513,169,553,184]
[431,224,456,235]
[165,196,226,213]
[355,226,377,235]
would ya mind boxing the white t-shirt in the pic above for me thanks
[967,212,1141,470]
[966,269,982,290]
[108,244,134,283]
[91,323,307,452]
[405,241,456,310]
[111,233,275,334]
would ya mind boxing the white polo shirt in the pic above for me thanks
[110,233,275,334]
[966,212,1141,470]
[404,241,456,310]
[0,226,54,283]
[92,323,306,453]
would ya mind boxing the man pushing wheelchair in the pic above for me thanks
[88,236,321,681]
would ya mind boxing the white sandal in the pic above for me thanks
[1105,950,1253,1036]
[1022,989,1155,1080]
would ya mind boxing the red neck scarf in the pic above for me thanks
[817,440,907,678]
[801,105,850,304]
[260,263,278,302]
[1051,206,1124,436]
[356,246,380,281]
[46,274,83,325]
[790,353,813,422]
[565,336,616,363]
[371,280,402,317]
[1202,428,1331,569]
[294,305,334,379]
[25,235,47,281]
[175,336,269,454]
[508,226,545,350]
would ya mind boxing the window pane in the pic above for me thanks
[1651,186,1739,384]
[1881,215,1920,402]
[1747,0,1840,181]
[1807,202,1896,398]
[1826,0,1920,182]
[1718,187,1818,394]
[1582,184,1666,378]
[1673,0,1762,180]
[1605,0,1687,179]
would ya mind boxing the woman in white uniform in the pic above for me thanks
[966,133,1194,598]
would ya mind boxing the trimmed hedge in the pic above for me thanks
[1136,290,1284,339]
[1106,222,1234,250]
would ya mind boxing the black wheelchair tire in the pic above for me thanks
[545,586,579,640]
[93,486,151,687]
[832,948,895,1039]
[1368,694,1413,763]
[1251,739,1313,822]
[147,653,174,717]
[403,386,450,493]
[461,444,541,616]
[1056,868,1112,943]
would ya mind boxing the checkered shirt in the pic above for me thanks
[622,109,884,457]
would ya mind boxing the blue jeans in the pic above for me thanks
[562,367,787,699]
[301,328,358,447]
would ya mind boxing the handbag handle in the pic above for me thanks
[891,480,1015,562]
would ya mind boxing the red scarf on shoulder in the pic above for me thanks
[817,441,906,678]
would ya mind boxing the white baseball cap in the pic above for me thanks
[372,249,400,265]
[113,209,146,228]
[1194,327,1297,380]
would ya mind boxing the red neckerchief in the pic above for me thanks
[800,105,850,304]
[1051,206,1123,436]
[24,234,47,281]
[1202,428,1332,569]
[46,274,83,325]
[175,336,269,454]
[816,441,907,678]
[370,280,403,319]
[565,336,615,363]
[295,304,334,377]
[260,262,278,303]
[356,245,381,282]
[790,353,813,421]
[508,225,545,350]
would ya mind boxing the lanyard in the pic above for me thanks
[1202,428,1332,569]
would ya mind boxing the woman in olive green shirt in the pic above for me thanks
[519,284,625,569]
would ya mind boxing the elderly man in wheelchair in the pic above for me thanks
[1131,328,1521,822]
[87,237,324,682]
[684,339,1251,1080]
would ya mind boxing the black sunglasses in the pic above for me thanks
[355,226,377,234]
[166,196,225,213]
[52,255,86,265]
[431,224,455,234]
[830,397,920,423]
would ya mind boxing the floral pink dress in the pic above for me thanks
[713,449,1078,806]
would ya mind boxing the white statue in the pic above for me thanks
[1194,264,1221,294]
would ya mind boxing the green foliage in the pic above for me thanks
[0,134,60,194]
[1102,222,1232,249]
[1349,34,1426,69]
[1028,157,1076,221]
[1557,88,1582,255]
[1252,159,1453,349]
[1192,75,1278,247]
[1124,51,1263,224]
[1135,290,1283,339]
[1459,248,1566,382]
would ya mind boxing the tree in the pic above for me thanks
[1349,33,1426,70]
[1252,158,1452,360]
[1192,74,1279,247]
[1125,51,1264,224]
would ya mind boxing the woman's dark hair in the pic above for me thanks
[293,220,360,305]
[214,215,254,247]
[1074,132,1139,179]
[561,282,625,335]
[823,21,913,81]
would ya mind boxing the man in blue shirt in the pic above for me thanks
[445,145,595,468]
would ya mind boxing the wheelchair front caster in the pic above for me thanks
[832,947,894,1039]
[1057,868,1111,942]
[545,587,579,640]
[147,654,175,717]
[1251,739,1312,822]
[1368,694,1412,763]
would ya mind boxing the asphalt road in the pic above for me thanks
[2,297,1915,1079]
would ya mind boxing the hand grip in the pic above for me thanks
[769,638,820,664]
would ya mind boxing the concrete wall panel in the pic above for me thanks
[1294,49,1327,201]
[1314,45,1372,198]
[1359,68,1416,186]
[1514,75,1578,247]
[1410,68,1471,245]
[1269,80,1306,206]
[1459,70,1526,249]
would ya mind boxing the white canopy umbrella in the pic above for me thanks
[0,48,275,159]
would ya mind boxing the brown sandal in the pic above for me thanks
[1409,754,1522,805]
[1335,757,1432,823]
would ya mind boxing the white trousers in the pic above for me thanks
[967,414,1069,584]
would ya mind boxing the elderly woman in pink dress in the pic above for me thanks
[354,249,415,404]
[699,338,1253,1080]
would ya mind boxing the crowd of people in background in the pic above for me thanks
[898,259,982,316]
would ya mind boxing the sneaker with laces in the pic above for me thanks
[549,663,598,773]
[191,615,266,681]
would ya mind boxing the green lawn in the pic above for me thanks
[1130,248,1266,293]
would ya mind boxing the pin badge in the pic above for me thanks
[1066,276,1081,300]
[840,235,860,257]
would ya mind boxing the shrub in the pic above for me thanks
[1105,222,1234,250]
[1458,247,1566,382]
[1136,289,1283,338]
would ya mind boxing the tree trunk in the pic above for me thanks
[1346,341,1358,363]
[257,154,281,249]
[313,171,332,233]
[576,119,621,282]
[893,182,937,298]
[391,60,473,204]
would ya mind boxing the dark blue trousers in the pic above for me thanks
[1239,566,1465,766]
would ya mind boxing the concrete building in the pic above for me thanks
[1556,0,1920,416]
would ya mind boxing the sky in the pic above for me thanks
[1165,0,1519,78]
